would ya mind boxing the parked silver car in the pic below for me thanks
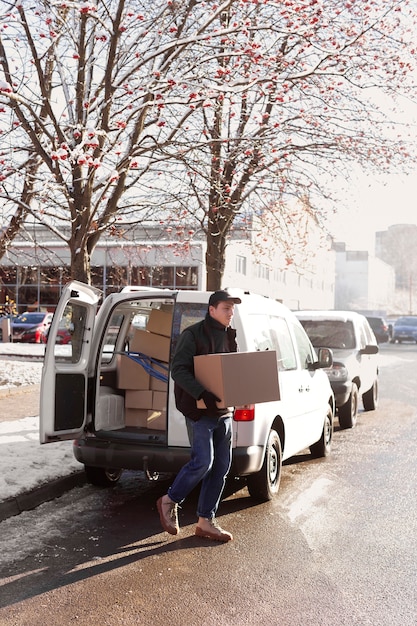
[295,311,379,429]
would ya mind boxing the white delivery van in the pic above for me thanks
[40,283,334,501]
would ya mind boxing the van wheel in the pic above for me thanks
[310,406,333,458]
[362,379,378,411]
[338,383,358,429]
[247,429,282,502]
[85,466,123,487]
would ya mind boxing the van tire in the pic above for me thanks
[338,383,358,429]
[310,406,333,458]
[85,466,123,487]
[246,429,282,502]
[362,379,378,411]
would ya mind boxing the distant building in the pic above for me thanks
[375,224,417,313]
[333,242,395,314]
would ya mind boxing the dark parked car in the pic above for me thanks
[366,316,390,343]
[391,316,417,343]
[12,312,53,343]
[296,310,379,430]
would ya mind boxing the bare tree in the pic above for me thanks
[143,0,417,288]
[0,1,416,290]
[0,0,242,281]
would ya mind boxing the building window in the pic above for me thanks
[254,264,270,280]
[236,255,247,275]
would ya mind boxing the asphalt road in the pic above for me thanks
[0,343,416,626]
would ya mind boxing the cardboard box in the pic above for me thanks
[194,351,280,408]
[152,391,167,411]
[149,361,169,391]
[117,354,150,390]
[130,329,171,362]
[124,408,149,427]
[150,375,168,392]
[147,408,167,430]
[125,407,166,430]
[146,308,173,337]
[125,389,153,409]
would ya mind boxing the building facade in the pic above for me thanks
[0,216,336,313]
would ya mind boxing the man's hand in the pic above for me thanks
[199,390,221,412]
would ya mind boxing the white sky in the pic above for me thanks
[326,172,417,253]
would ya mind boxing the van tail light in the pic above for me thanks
[234,405,255,421]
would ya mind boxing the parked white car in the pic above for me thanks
[40,283,335,502]
[295,310,379,429]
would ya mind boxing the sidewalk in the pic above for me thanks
[0,345,86,522]
[0,384,40,422]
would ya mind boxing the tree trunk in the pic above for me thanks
[71,246,91,284]
[205,228,227,291]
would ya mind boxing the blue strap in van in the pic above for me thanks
[125,351,169,382]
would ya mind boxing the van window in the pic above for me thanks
[291,322,316,370]
[362,320,375,346]
[171,302,207,354]
[247,314,275,352]
[269,315,297,371]
[101,312,125,363]
[53,303,88,363]
[300,319,355,350]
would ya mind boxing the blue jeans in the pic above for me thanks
[168,415,233,519]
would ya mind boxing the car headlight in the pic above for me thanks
[325,363,348,382]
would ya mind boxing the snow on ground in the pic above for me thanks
[0,343,82,503]
[0,358,43,389]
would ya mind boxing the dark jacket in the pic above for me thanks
[171,313,238,421]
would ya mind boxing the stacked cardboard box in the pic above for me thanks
[117,307,172,429]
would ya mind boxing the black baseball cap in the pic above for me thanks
[208,290,242,306]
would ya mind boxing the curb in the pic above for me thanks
[0,383,40,399]
[0,352,44,362]
[0,471,87,523]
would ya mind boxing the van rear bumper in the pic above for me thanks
[231,445,264,476]
[73,438,191,474]
[74,439,264,478]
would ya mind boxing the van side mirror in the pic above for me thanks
[360,344,379,355]
[309,347,333,370]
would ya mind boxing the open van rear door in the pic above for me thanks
[40,281,101,444]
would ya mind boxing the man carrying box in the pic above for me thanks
[156,290,241,542]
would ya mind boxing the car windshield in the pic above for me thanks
[396,317,417,327]
[14,313,45,324]
[300,319,355,349]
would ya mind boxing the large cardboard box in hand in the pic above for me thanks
[194,351,280,408]
[130,329,171,362]
[146,308,173,338]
